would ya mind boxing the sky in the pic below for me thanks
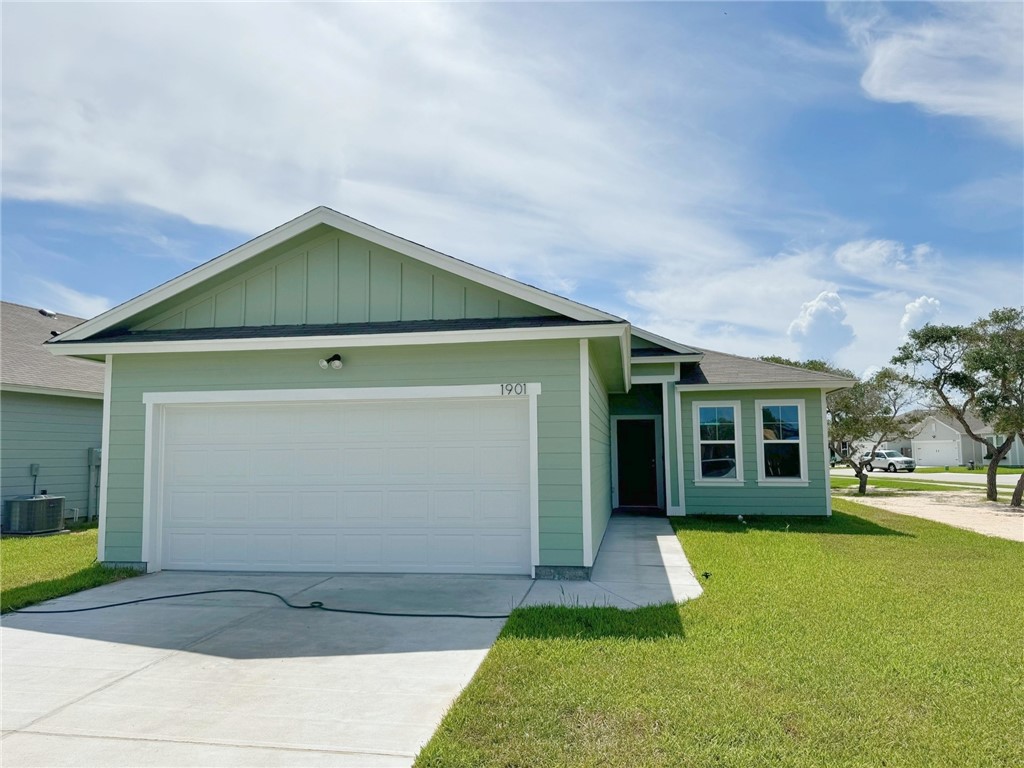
[2,1,1021,376]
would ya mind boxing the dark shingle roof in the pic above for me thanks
[678,348,855,389]
[63,316,617,345]
[1,302,104,395]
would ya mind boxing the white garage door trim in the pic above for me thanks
[141,384,542,575]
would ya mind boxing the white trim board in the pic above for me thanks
[821,391,832,517]
[580,340,593,567]
[610,415,665,509]
[55,207,620,344]
[140,383,542,574]
[631,327,702,357]
[677,381,855,392]
[50,322,629,358]
[97,356,112,562]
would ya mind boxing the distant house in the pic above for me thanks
[910,412,1024,468]
[1,302,105,521]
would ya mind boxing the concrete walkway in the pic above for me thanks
[1,516,700,766]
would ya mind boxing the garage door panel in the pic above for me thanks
[159,397,531,574]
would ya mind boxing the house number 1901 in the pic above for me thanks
[500,383,526,396]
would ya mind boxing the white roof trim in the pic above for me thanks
[631,354,701,365]
[676,381,855,393]
[48,323,629,357]
[0,383,104,400]
[55,207,619,343]
[631,327,702,357]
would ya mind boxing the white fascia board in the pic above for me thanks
[632,375,678,384]
[0,383,104,400]
[48,323,627,357]
[55,207,618,343]
[631,354,702,365]
[676,381,855,392]
[631,327,703,357]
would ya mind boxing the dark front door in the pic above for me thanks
[616,419,659,507]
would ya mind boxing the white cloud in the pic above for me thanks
[900,295,941,335]
[833,239,929,273]
[836,3,1024,143]
[787,291,856,361]
[28,280,112,319]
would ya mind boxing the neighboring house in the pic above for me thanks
[911,412,1024,467]
[1,302,105,521]
[48,208,853,577]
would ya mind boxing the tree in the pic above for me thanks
[759,357,919,495]
[892,307,1024,505]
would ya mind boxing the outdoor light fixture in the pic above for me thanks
[318,354,343,370]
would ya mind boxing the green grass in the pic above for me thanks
[1,525,139,613]
[829,476,982,493]
[417,501,1023,767]
[915,466,1021,474]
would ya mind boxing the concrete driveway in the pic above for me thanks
[1,572,533,767]
[1,515,702,766]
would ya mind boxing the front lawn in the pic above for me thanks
[417,500,1023,767]
[1,526,139,613]
[829,476,981,493]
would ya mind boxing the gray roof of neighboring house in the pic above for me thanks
[1,302,104,395]
[678,348,855,389]
[59,316,616,345]
[929,410,992,435]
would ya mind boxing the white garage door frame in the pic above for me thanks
[140,383,542,575]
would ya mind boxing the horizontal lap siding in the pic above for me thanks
[589,354,611,557]
[0,392,102,516]
[680,388,828,516]
[104,340,584,565]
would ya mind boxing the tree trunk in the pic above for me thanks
[986,436,1015,502]
[1011,474,1024,508]
[856,470,868,495]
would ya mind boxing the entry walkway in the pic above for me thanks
[523,513,703,608]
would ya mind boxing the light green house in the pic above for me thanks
[50,208,853,577]
[1,302,105,522]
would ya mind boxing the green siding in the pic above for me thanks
[104,340,585,566]
[131,229,553,331]
[588,348,612,557]
[609,384,662,416]
[631,362,675,377]
[679,388,828,516]
[0,391,102,518]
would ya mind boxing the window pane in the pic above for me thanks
[700,425,715,441]
[764,443,801,478]
[699,407,717,425]
[701,444,737,479]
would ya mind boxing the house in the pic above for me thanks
[1,302,105,521]
[48,207,853,577]
[910,411,1024,467]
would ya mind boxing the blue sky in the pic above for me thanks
[2,2,1021,375]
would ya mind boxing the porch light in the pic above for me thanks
[318,354,343,370]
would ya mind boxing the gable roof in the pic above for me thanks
[1,302,104,398]
[52,207,621,344]
[677,348,855,391]
[929,410,992,435]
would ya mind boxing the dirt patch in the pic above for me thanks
[838,490,1024,542]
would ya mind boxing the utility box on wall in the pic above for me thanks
[2,495,66,534]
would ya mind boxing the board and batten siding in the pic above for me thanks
[131,229,551,332]
[0,391,102,516]
[679,388,828,516]
[588,351,612,557]
[103,339,585,566]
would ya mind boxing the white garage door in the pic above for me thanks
[913,440,959,467]
[158,397,531,574]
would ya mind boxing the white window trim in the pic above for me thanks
[691,400,744,485]
[140,383,542,575]
[755,398,809,486]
